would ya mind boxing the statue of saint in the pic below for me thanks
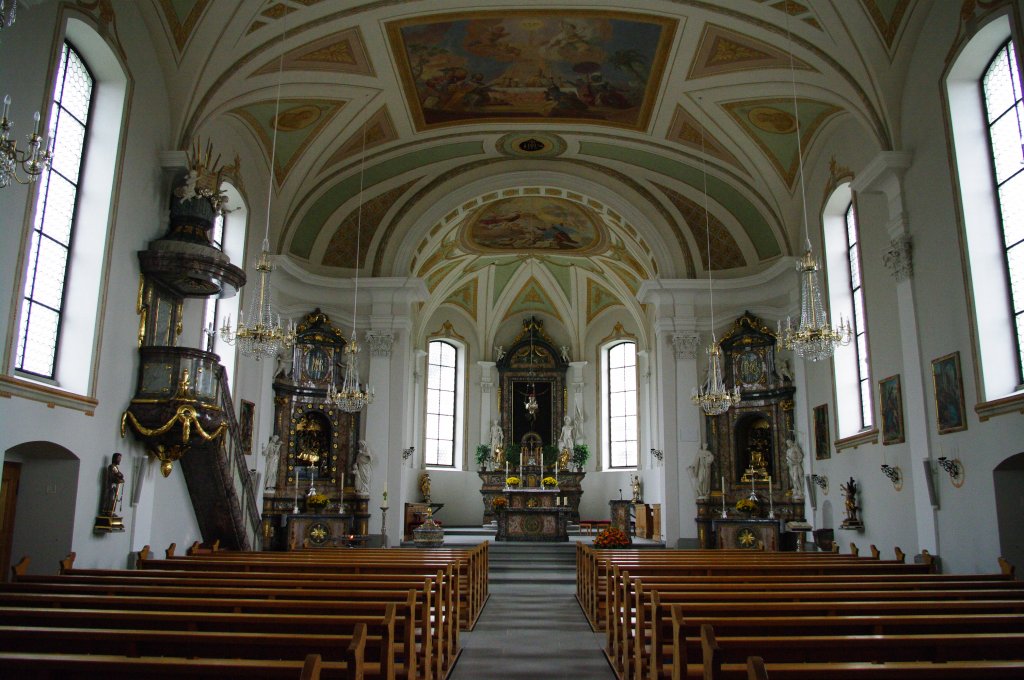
[785,438,805,499]
[489,420,504,464]
[688,447,714,499]
[419,472,431,504]
[354,440,372,495]
[631,474,642,503]
[557,416,575,454]
[841,477,860,524]
[101,453,125,517]
[262,435,282,490]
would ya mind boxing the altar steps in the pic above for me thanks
[490,543,578,585]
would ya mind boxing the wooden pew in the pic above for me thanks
[0,651,332,679]
[0,587,416,680]
[624,580,1024,680]
[744,655,1024,679]
[698,624,1024,679]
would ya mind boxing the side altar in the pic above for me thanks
[693,313,808,550]
[496,487,571,542]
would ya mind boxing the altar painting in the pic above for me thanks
[387,11,675,130]
[462,196,603,253]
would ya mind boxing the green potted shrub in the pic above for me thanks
[571,443,590,471]
[475,444,491,471]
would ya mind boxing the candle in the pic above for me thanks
[381,490,388,510]
[2,94,9,120]
[505,461,509,478]
[340,473,345,492]
[32,111,40,136]
[768,476,772,497]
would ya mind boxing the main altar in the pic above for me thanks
[694,313,807,550]
[496,487,571,542]
[484,317,584,541]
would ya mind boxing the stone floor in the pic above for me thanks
[447,541,617,680]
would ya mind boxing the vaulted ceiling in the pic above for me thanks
[136,0,928,325]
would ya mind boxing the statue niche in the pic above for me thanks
[737,416,773,482]
[294,411,331,480]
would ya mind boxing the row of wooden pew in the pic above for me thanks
[2,541,489,680]
[576,543,1024,680]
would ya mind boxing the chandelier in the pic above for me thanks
[220,36,295,360]
[325,122,373,413]
[690,98,740,416]
[1,95,53,188]
[0,0,15,29]
[775,15,851,361]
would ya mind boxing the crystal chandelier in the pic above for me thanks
[690,99,740,416]
[1,95,53,188]
[325,122,373,413]
[776,15,851,361]
[220,39,295,360]
[0,1,15,31]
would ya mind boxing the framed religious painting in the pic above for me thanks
[932,351,967,434]
[239,400,255,455]
[878,375,905,445]
[813,404,831,460]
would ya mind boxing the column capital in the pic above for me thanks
[671,332,700,360]
[366,330,395,357]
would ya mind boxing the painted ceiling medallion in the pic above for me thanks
[497,132,567,157]
[387,10,676,131]
[459,196,607,255]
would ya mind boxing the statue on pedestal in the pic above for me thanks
[840,477,862,528]
[489,420,504,466]
[557,416,574,455]
[419,471,431,504]
[262,435,282,490]
[631,474,642,503]
[355,440,372,495]
[785,438,805,499]
[688,447,714,499]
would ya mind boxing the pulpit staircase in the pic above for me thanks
[179,366,262,550]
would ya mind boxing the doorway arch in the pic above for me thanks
[994,451,1024,577]
[2,441,80,577]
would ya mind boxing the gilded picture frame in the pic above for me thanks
[932,351,967,434]
[878,374,905,445]
[813,403,830,460]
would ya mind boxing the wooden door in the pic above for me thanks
[0,462,21,582]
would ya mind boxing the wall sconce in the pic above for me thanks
[1,95,53,188]
[810,474,828,494]
[936,456,965,488]
[650,448,663,462]
[401,446,415,461]
[880,464,903,490]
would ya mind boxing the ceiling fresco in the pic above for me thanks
[386,10,677,131]
[135,0,936,324]
[459,196,607,255]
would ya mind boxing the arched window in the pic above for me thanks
[10,18,127,397]
[823,184,873,436]
[425,339,460,468]
[947,16,1023,400]
[981,40,1024,382]
[604,340,638,469]
[15,42,93,378]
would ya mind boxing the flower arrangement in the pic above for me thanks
[735,498,757,514]
[542,476,559,487]
[505,476,521,487]
[491,496,508,512]
[307,493,329,510]
[594,526,630,549]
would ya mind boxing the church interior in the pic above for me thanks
[1,0,1024,675]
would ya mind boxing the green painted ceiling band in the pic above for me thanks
[579,142,780,259]
[291,141,484,258]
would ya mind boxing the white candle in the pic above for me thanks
[721,476,725,492]
[768,476,773,497]
[505,461,509,478]
[32,111,40,136]
[2,94,10,119]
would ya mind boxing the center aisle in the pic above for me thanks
[448,541,616,680]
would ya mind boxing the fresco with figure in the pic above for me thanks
[388,11,675,130]
[462,196,604,253]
